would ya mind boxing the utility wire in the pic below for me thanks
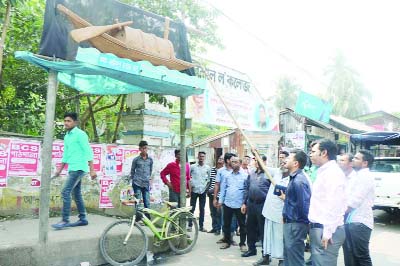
[201,0,329,89]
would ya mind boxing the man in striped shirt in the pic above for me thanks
[207,155,224,235]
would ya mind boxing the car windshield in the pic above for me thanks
[370,159,400,173]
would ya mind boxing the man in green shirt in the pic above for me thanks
[52,112,97,229]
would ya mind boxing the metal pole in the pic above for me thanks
[39,70,58,245]
[179,97,187,207]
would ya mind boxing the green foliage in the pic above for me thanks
[0,0,220,141]
[324,51,372,118]
[0,0,21,7]
[0,0,49,135]
[274,76,301,111]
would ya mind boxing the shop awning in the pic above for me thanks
[15,48,206,97]
[350,131,400,146]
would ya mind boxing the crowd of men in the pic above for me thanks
[130,138,375,266]
[50,112,374,266]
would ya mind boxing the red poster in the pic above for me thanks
[91,144,103,175]
[51,142,68,175]
[0,138,11,187]
[99,178,114,208]
[8,140,40,176]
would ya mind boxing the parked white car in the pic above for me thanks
[370,157,400,214]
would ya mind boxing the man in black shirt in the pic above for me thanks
[241,156,271,257]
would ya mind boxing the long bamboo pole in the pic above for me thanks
[195,63,276,186]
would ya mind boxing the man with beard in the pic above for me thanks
[253,151,289,266]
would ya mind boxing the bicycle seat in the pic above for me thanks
[165,201,178,209]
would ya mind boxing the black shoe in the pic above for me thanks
[214,231,221,235]
[242,249,257,257]
[278,260,284,266]
[208,229,217,233]
[252,255,270,266]
[69,219,88,227]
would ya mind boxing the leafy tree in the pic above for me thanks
[0,0,27,78]
[324,51,371,118]
[0,0,221,142]
[274,76,301,111]
[0,0,52,135]
[121,0,222,53]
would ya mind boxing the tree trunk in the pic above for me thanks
[87,96,99,142]
[0,1,12,79]
[112,94,126,143]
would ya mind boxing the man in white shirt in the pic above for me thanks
[253,151,289,266]
[343,150,375,266]
[338,153,357,181]
[308,139,347,266]
[189,151,211,232]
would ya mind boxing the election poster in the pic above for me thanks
[188,61,279,132]
[99,177,114,208]
[8,140,40,176]
[0,138,11,187]
[91,144,103,176]
[51,142,68,176]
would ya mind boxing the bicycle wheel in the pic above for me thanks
[166,212,199,254]
[100,220,148,266]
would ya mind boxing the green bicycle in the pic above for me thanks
[99,198,199,266]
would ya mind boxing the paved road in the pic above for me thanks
[145,209,400,266]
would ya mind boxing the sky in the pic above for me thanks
[199,0,400,113]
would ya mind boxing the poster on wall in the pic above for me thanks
[91,144,103,176]
[148,149,175,204]
[104,145,117,176]
[104,145,124,177]
[51,142,68,176]
[122,147,140,176]
[0,138,11,187]
[99,177,114,208]
[8,140,40,177]
[188,61,279,132]
[285,131,306,150]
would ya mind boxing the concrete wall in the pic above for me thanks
[0,143,175,218]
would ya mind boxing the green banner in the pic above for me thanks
[295,91,332,123]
